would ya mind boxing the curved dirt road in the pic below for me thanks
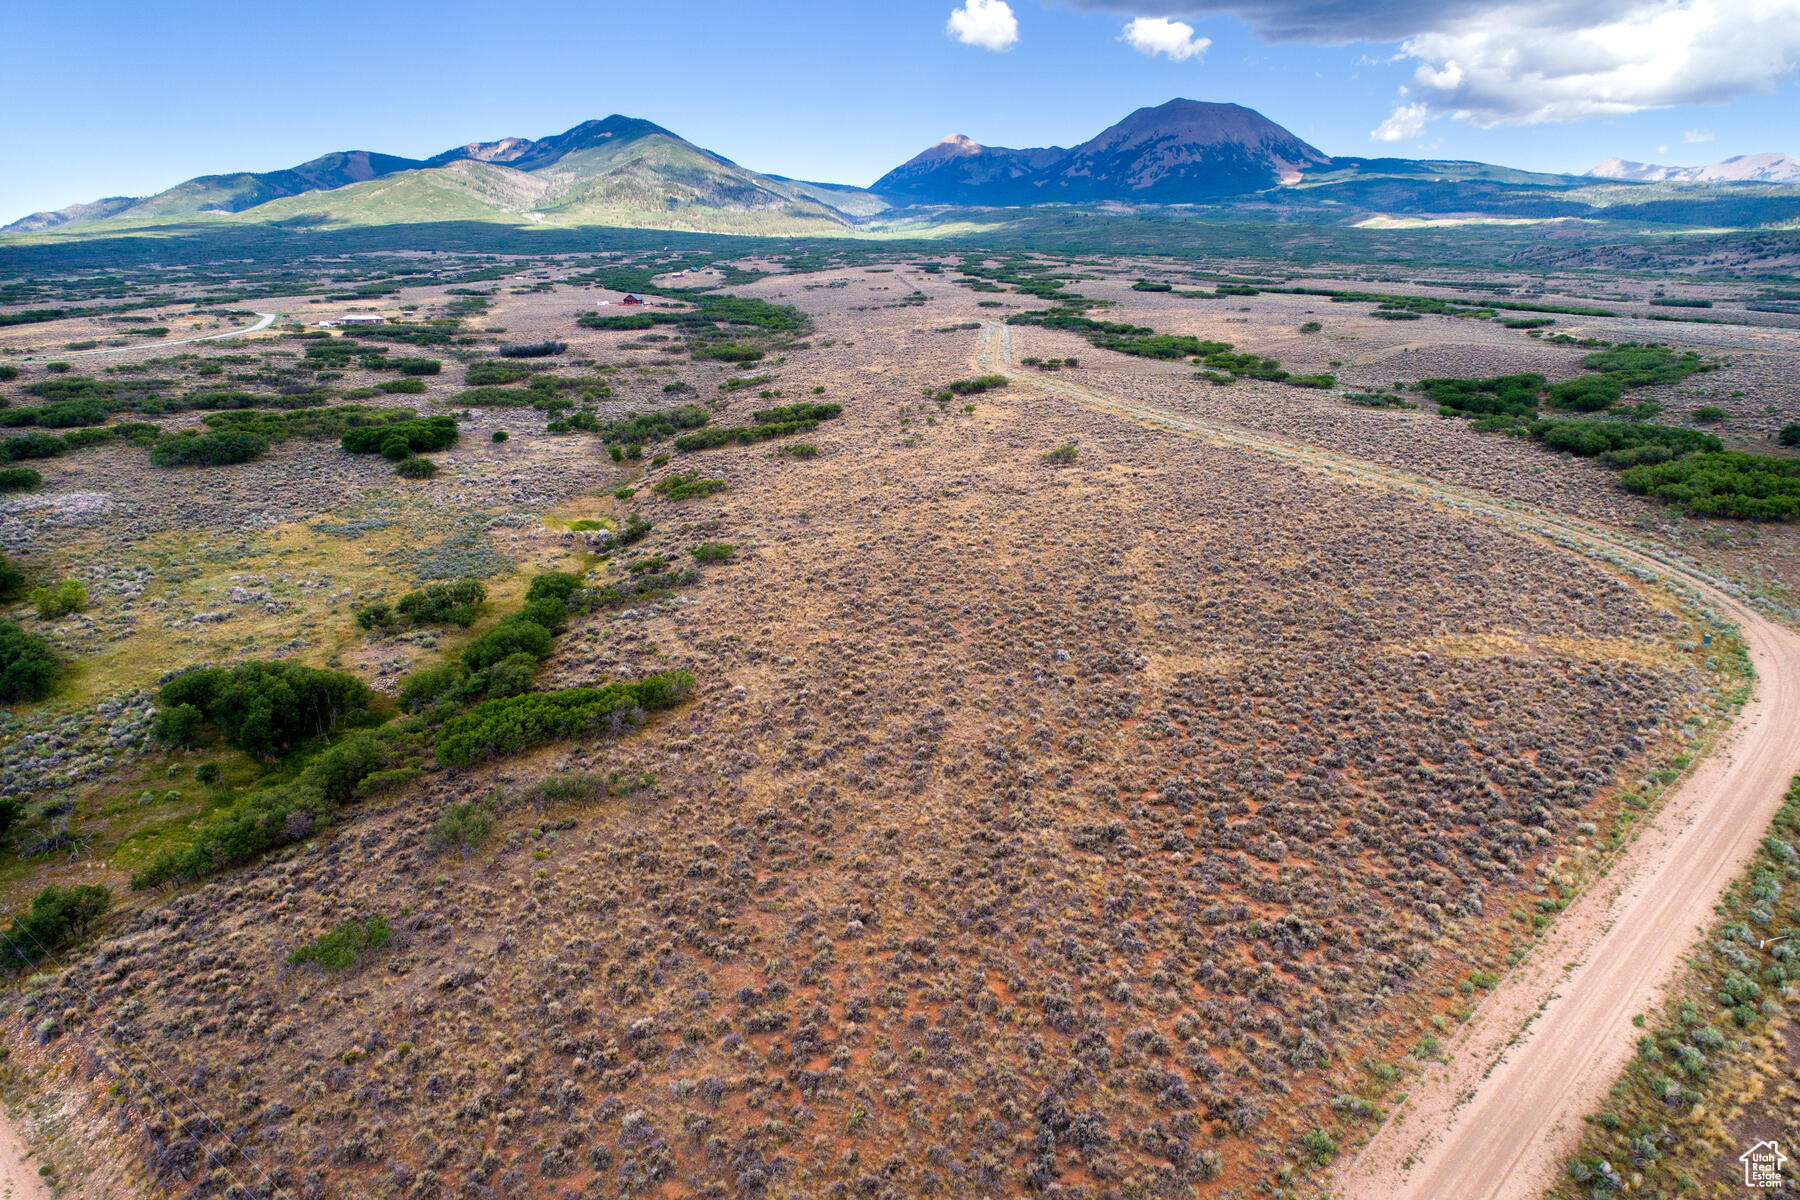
[28,312,279,360]
[978,322,1800,1200]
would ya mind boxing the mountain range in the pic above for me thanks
[1585,152,1800,184]
[7,101,1798,237]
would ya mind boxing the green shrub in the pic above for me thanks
[601,405,710,445]
[1779,424,1800,447]
[149,429,269,467]
[429,799,497,854]
[691,542,735,563]
[158,661,374,758]
[288,915,390,970]
[394,357,441,376]
[436,672,694,765]
[617,513,654,545]
[1621,451,1800,520]
[194,761,222,786]
[1690,406,1728,424]
[0,620,57,702]
[0,366,16,381]
[377,377,427,394]
[652,473,726,501]
[1043,443,1079,465]
[1416,374,1546,419]
[395,456,437,478]
[464,360,537,386]
[0,555,23,603]
[460,618,555,676]
[341,415,457,455]
[3,885,109,963]
[0,467,37,492]
[777,443,818,458]
[692,343,765,363]
[492,429,508,442]
[30,579,85,619]
[497,341,565,358]
[1345,393,1417,409]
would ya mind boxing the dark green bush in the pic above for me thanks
[158,661,374,758]
[465,360,537,386]
[0,620,57,702]
[341,415,457,455]
[652,473,726,501]
[1416,374,1546,419]
[149,429,270,467]
[691,542,735,563]
[498,341,566,358]
[429,799,497,854]
[394,358,441,376]
[3,884,109,963]
[395,456,436,478]
[460,616,556,673]
[378,377,427,394]
[436,672,694,765]
[1621,452,1800,520]
[0,467,39,492]
[0,556,25,603]
[288,914,390,970]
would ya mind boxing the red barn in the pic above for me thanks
[620,294,647,306]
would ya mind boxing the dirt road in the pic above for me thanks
[27,311,279,361]
[979,322,1800,1200]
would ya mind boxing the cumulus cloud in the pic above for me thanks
[1683,127,1716,142]
[1064,0,1800,126]
[947,0,1020,50]
[1120,16,1212,60]
[1371,102,1430,142]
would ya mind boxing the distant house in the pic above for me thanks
[620,294,647,307]
[341,314,386,326]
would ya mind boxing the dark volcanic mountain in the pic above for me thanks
[873,99,1330,205]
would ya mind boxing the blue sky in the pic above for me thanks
[7,0,1799,222]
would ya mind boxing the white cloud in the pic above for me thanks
[1683,127,1716,142]
[1121,16,1212,60]
[1066,0,1800,126]
[946,0,1020,50]
[1371,102,1430,141]
[1397,0,1800,127]
[1657,143,1670,153]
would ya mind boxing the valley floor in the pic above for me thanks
[0,247,1794,1198]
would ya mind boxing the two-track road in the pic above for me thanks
[25,312,279,360]
[978,321,1800,1200]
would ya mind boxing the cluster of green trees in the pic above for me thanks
[1,884,109,964]
[339,414,458,458]
[355,578,486,632]
[1621,453,1800,520]
[0,619,57,702]
[154,661,374,758]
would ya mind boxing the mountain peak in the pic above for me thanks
[874,98,1327,203]
[1586,150,1800,183]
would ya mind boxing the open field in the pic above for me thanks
[0,239,1794,1199]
